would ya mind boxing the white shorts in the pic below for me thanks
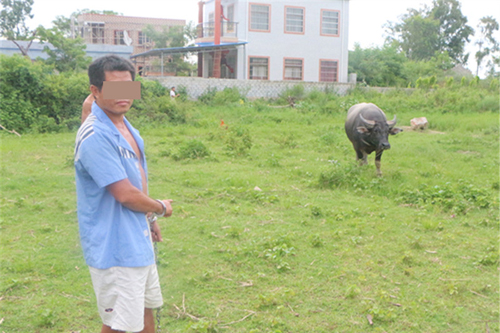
[89,264,163,332]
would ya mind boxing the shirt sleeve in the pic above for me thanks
[78,133,128,188]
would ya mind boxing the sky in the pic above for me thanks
[25,0,500,76]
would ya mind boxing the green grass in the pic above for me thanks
[1,90,499,332]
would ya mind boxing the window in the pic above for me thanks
[249,57,269,80]
[227,4,235,32]
[249,3,270,32]
[320,60,338,82]
[114,30,125,45]
[285,6,304,34]
[138,31,152,45]
[207,12,215,37]
[284,58,303,80]
[83,22,105,44]
[321,10,340,36]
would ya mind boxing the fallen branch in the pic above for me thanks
[268,105,291,109]
[220,310,255,326]
[60,292,90,302]
[438,276,471,281]
[287,304,299,317]
[173,294,200,321]
[470,290,488,298]
[0,124,21,137]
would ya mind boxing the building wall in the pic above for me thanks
[202,0,349,83]
[76,13,185,72]
[77,14,185,54]
[245,0,349,83]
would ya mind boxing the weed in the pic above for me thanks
[213,87,247,105]
[318,163,362,189]
[187,318,219,332]
[223,127,252,156]
[37,309,56,328]
[273,133,297,148]
[310,205,323,218]
[310,234,324,248]
[172,140,210,160]
[345,284,361,298]
[398,182,493,214]
[198,87,218,105]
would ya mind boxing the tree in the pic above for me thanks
[0,0,37,56]
[429,0,474,63]
[348,43,455,87]
[474,16,499,76]
[37,26,91,72]
[143,22,197,76]
[348,44,408,86]
[386,0,474,64]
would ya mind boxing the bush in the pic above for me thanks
[278,84,305,104]
[318,163,362,189]
[0,92,39,131]
[130,95,189,126]
[397,182,493,214]
[198,87,218,105]
[0,55,50,132]
[198,87,246,105]
[223,127,253,156]
[176,85,189,101]
[138,77,167,98]
[173,140,210,160]
[0,55,89,133]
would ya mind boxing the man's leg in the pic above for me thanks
[100,309,153,333]
[141,308,155,333]
[101,324,124,333]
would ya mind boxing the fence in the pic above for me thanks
[152,76,356,99]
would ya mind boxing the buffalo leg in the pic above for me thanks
[356,150,368,166]
[375,151,383,176]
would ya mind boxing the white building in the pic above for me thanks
[197,0,350,83]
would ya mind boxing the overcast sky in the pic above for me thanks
[26,0,500,75]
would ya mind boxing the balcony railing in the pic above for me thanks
[196,21,238,40]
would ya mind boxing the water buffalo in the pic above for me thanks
[345,103,402,176]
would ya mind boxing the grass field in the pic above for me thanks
[1,87,499,332]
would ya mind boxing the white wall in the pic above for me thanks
[236,0,349,82]
[202,0,349,83]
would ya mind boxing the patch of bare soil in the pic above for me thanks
[400,126,445,134]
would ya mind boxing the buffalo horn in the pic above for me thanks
[387,115,397,127]
[359,114,375,128]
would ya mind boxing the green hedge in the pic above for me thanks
[0,54,88,133]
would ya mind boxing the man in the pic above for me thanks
[75,55,172,333]
[170,86,179,99]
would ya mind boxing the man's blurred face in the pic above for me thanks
[91,71,139,117]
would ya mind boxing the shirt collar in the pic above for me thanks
[91,102,140,154]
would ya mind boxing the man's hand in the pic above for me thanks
[150,220,163,242]
[160,199,173,217]
[82,94,94,123]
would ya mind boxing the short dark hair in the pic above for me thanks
[88,55,136,91]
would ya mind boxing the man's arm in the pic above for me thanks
[106,178,173,217]
[81,94,94,123]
